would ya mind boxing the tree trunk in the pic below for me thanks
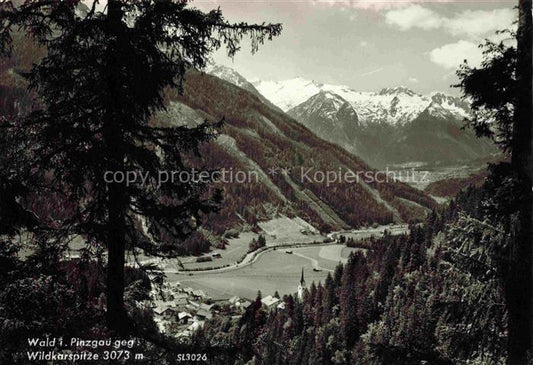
[105,0,129,333]
[507,0,532,363]
[105,169,128,332]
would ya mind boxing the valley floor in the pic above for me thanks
[157,221,408,301]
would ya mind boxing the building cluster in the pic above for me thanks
[138,269,307,338]
[137,282,253,338]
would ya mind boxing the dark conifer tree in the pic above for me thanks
[507,1,532,362]
[0,0,281,332]
[323,273,336,318]
[340,255,358,349]
[456,2,531,362]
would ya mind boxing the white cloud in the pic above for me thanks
[385,6,515,38]
[360,40,369,47]
[385,5,441,30]
[429,40,483,69]
[444,9,516,38]
[408,77,419,83]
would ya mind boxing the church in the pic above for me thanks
[297,268,306,300]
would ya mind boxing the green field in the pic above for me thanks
[167,248,329,300]
[177,216,325,270]
[165,244,361,300]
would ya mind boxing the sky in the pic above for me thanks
[192,0,517,94]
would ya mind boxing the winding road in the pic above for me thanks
[151,224,409,275]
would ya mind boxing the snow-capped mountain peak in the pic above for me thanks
[429,92,471,120]
[298,91,358,125]
[286,91,359,151]
[378,86,419,97]
[250,77,327,111]
[253,77,470,126]
[206,65,282,110]
[207,64,250,89]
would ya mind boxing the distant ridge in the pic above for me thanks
[234,71,499,168]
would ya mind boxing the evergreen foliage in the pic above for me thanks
[0,0,281,332]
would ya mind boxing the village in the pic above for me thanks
[138,270,308,339]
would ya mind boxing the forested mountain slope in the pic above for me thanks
[161,70,437,235]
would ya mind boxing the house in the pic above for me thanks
[195,309,213,320]
[237,300,252,310]
[185,304,197,312]
[174,297,188,306]
[277,302,286,310]
[188,300,200,308]
[159,307,179,321]
[228,296,240,305]
[178,311,193,324]
[199,303,214,312]
[261,295,280,309]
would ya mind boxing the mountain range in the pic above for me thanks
[252,77,470,126]
[210,66,498,168]
[159,69,438,237]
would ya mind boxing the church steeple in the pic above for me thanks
[298,268,306,300]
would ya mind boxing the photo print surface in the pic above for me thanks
[0,0,531,364]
